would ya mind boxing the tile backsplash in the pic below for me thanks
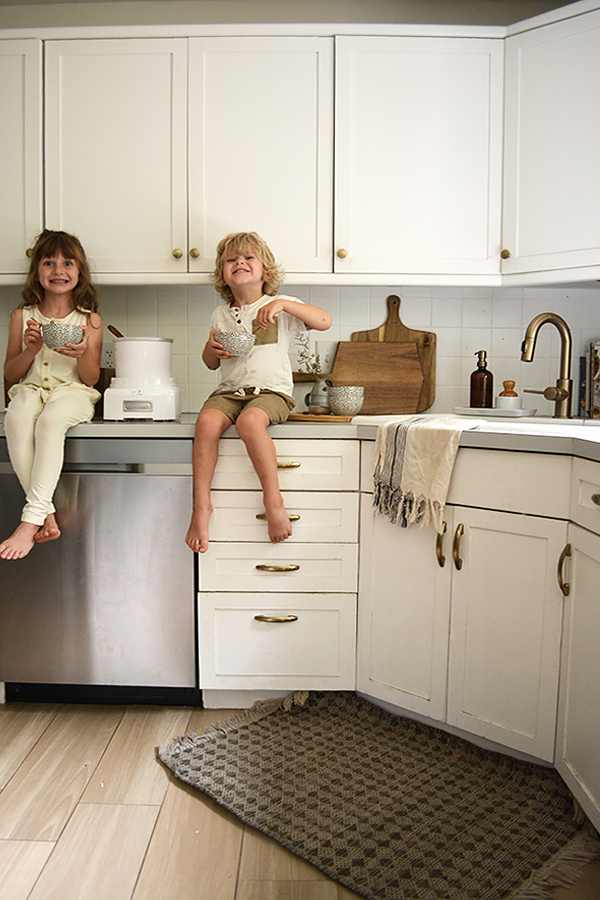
[1,282,599,417]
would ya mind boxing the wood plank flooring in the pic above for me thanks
[0,702,598,900]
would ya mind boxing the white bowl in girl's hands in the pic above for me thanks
[41,323,84,350]
[214,332,256,357]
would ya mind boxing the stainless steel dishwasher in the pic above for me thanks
[0,435,197,700]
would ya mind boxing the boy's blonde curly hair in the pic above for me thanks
[212,232,285,305]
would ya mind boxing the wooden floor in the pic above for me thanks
[0,703,598,900]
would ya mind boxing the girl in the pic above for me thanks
[185,231,331,553]
[0,230,103,560]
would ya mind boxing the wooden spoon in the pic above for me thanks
[108,325,124,338]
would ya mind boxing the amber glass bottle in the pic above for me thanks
[470,350,493,408]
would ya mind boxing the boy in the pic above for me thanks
[185,232,332,553]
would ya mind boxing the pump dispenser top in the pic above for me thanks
[470,350,493,408]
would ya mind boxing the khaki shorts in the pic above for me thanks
[202,388,295,425]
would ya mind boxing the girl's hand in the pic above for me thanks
[24,319,43,355]
[55,325,90,359]
[254,299,285,329]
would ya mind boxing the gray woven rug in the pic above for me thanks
[158,691,600,900]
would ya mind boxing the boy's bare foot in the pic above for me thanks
[265,502,293,544]
[0,522,40,560]
[34,514,61,544]
[185,503,213,553]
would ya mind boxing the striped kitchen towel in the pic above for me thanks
[373,415,484,533]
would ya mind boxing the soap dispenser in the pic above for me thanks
[470,350,493,408]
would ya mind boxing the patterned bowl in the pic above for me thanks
[41,323,84,349]
[214,332,256,357]
[328,385,365,416]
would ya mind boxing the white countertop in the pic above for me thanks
[2,412,600,461]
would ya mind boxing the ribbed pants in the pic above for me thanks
[4,386,96,526]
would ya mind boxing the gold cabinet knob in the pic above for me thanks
[337,248,348,259]
[500,249,511,259]
[189,247,200,259]
[172,248,183,259]
[26,248,33,259]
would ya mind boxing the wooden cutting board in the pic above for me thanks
[329,341,423,415]
[347,294,436,413]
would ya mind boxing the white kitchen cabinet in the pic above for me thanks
[0,39,43,275]
[502,9,600,278]
[358,444,570,761]
[44,36,332,276]
[357,494,452,721]
[199,438,359,694]
[446,506,567,761]
[187,37,333,274]
[556,523,600,834]
[334,36,504,277]
[45,39,188,274]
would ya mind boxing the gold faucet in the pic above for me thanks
[521,312,573,418]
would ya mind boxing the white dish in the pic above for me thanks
[454,407,537,418]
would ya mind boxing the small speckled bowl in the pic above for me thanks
[41,323,84,350]
[327,385,365,416]
[214,331,256,357]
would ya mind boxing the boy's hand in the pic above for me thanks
[254,299,286,329]
[208,328,234,358]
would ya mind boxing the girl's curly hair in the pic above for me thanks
[21,229,99,314]
[211,232,284,305]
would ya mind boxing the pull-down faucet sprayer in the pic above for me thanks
[521,312,573,418]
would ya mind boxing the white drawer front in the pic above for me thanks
[211,439,359,491]
[199,542,358,592]
[199,591,357,689]
[570,457,600,536]
[210,491,359,543]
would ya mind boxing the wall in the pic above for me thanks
[2,282,599,416]
[0,0,573,30]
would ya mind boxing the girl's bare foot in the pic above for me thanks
[185,503,213,553]
[265,501,293,544]
[34,514,61,544]
[0,522,40,560]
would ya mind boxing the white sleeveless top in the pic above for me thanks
[9,306,100,402]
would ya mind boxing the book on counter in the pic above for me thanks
[583,340,600,419]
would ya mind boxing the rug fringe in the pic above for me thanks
[202,690,311,737]
[505,830,600,900]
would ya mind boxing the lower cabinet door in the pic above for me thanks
[198,592,357,690]
[556,524,600,833]
[357,495,452,721]
[447,507,567,761]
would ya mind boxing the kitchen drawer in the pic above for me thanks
[210,491,359,543]
[212,439,359,491]
[448,449,571,518]
[570,457,600,536]
[198,591,357,689]
[198,542,358,592]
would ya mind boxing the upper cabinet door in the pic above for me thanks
[502,10,600,277]
[0,40,43,275]
[187,37,333,274]
[45,39,188,273]
[334,36,503,277]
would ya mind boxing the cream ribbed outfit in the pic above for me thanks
[5,307,100,526]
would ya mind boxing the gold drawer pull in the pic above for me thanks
[592,493,600,507]
[453,523,464,570]
[558,543,571,597]
[436,521,447,568]
[255,564,300,572]
[255,513,300,521]
[254,614,298,623]
[277,460,301,468]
